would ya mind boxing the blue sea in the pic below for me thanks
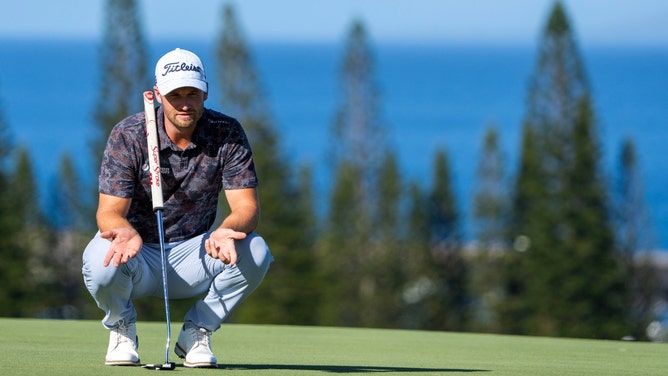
[1,38,667,249]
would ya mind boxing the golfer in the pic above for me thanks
[82,48,273,368]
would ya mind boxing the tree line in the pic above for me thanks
[0,0,662,340]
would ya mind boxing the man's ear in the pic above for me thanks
[153,87,163,104]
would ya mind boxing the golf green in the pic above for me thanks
[1,318,665,375]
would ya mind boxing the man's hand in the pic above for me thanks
[205,228,248,265]
[101,228,143,267]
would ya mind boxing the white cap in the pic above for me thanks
[155,48,208,94]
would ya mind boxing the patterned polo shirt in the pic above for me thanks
[99,106,258,243]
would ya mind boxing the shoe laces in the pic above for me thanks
[112,322,136,347]
[190,327,212,349]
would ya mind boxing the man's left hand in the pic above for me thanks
[205,228,247,265]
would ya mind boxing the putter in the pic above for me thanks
[141,91,176,371]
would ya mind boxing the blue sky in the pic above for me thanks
[1,0,667,46]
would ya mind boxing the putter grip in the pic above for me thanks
[143,91,164,210]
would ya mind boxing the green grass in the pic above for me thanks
[0,318,665,375]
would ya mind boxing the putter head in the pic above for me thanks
[142,362,176,370]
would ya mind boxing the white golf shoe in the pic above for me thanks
[105,322,140,366]
[174,325,217,368]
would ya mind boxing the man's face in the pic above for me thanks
[155,86,207,131]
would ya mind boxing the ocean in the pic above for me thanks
[1,38,667,249]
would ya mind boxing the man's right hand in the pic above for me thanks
[101,228,143,267]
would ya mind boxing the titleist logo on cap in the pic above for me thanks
[160,62,203,77]
[155,48,208,94]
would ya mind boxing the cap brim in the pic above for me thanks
[157,79,208,95]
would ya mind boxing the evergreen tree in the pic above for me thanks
[41,153,97,318]
[470,125,508,331]
[506,1,627,338]
[318,19,389,327]
[426,148,470,331]
[0,87,21,316]
[4,148,46,316]
[215,4,318,325]
[614,138,658,339]
[92,0,150,170]
[499,124,545,334]
[375,151,402,241]
[558,95,626,338]
[473,125,508,249]
[0,91,44,317]
[330,20,386,195]
[362,150,405,327]
[615,138,655,256]
[430,149,460,245]
[47,153,92,232]
[0,88,10,168]
[317,161,367,326]
[400,182,435,329]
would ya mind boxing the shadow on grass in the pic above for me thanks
[218,363,490,373]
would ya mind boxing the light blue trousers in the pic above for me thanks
[82,231,273,331]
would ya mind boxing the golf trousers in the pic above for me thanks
[82,231,273,331]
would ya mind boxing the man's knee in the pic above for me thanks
[246,233,273,271]
[82,234,116,289]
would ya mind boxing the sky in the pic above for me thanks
[0,0,667,46]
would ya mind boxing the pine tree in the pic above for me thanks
[615,138,655,257]
[499,123,545,334]
[92,0,150,169]
[0,85,21,316]
[330,20,386,188]
[400,182,435,329]
[559,94,626,338]
[317,19,389,327]
[41,153,96,318]
[470,125,508,331]
[506,1,627,338]
[12,148,44,250]
[318,161,367,326]
[614,138,658,339]
[0,88,10,168]
[0,164,25,316]
[47,153,92,232]
[473,125,508,249]
[214,4,318,325]
[5,148,46,316]
[375,151,402,241]
[362,150,405,327]
[427,148,470,331]
[0,91,47,318]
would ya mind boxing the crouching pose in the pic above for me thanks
[82,48,273,368]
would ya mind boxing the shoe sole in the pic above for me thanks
[184,362,217,368]
[105,360,141,366]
